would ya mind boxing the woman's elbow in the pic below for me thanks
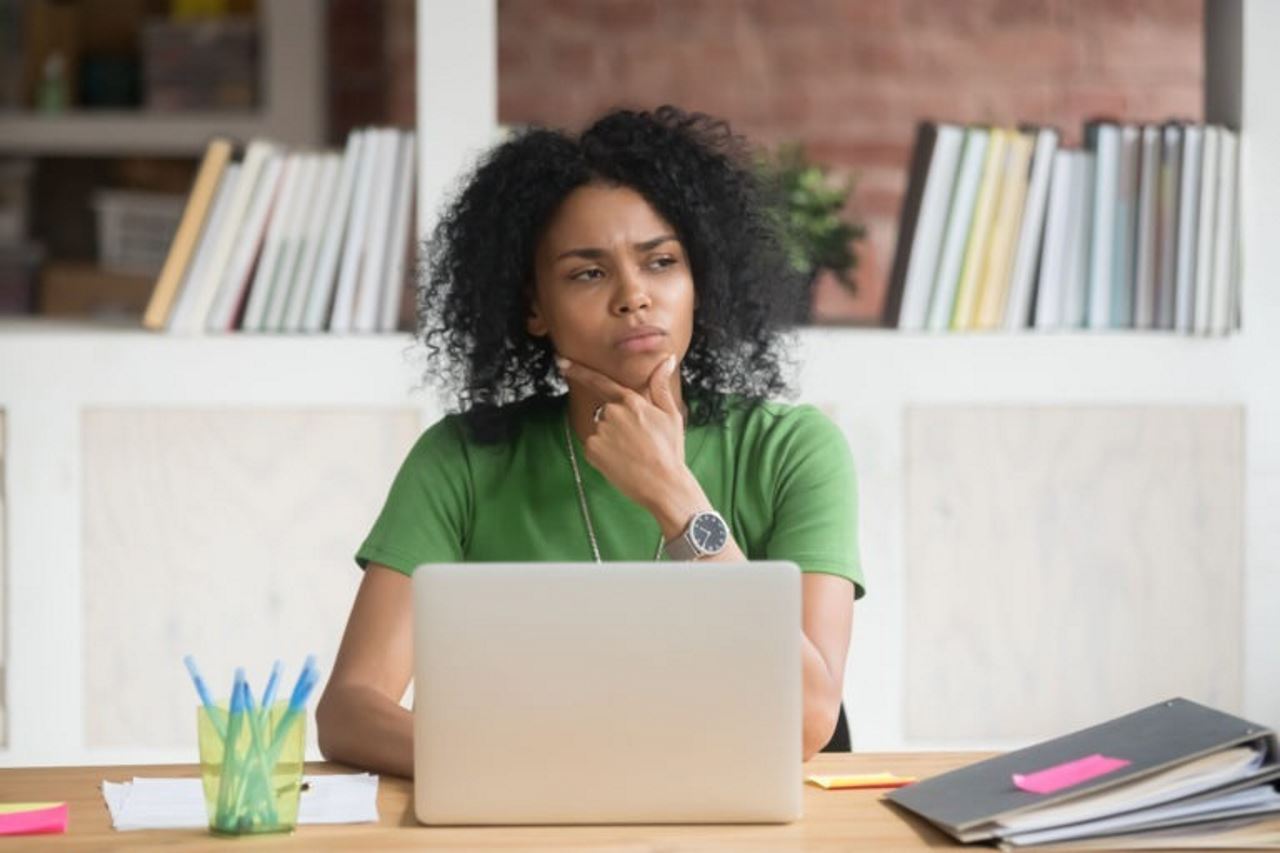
[314,687,344,762]
[802,688,842,760]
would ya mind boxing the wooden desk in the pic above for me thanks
[2,752,989,851]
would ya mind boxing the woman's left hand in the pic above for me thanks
[557,355,709,535]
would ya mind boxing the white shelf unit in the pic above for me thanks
[0,0,1276,766]
[0,0,325,156]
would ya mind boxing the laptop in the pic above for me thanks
[411,560,803,825]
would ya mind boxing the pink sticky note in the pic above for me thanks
[0,802,69,836]
[1012,754,1131,795]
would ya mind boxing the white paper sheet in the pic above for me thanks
[101,773,379,831]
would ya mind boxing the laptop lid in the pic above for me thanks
[412,561,803,825]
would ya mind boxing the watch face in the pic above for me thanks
[692,512,728,554]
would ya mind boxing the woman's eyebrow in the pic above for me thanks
[554,234,679,262]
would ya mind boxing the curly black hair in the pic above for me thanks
[417,105,802,444]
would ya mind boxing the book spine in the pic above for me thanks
[1087,123,1119,329]
[1175,124,1203,333]
[1132,125,1161,329]
[927,128,989,332]
[1007,128,1059,331]
[1193,125,1221,336]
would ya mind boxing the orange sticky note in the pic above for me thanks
[0,802,69,836]
[806,772,917,790]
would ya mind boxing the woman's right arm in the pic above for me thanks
[316,563,416,777]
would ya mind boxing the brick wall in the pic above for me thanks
[357,0,1204,322]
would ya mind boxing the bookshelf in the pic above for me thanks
[0,0,325,156]
[0,0,1276,766]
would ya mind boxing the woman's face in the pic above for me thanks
[528,182,695,391]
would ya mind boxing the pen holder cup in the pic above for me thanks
[197,703,305,835]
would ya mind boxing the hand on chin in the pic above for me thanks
[599,352,671,394]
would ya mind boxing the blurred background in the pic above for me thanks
[3,0,1275,771]
[0,0,1205,325]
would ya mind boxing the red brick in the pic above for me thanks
[743,0,830,29]
[829,0,899,30]
[594,0,658,28]
[990,0,1054,27]
[900,0,997,34]
[1056,0,1203,28]
[805,139,913,170]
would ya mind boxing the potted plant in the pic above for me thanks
[758,143,864,322]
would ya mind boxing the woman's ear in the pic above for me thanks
[526,295,548,338]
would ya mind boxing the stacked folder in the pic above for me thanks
[886,698,1280,849]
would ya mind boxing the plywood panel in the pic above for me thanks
[905,406,1243,743]
[82,408,420,749]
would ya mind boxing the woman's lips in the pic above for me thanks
[616,330,667,352]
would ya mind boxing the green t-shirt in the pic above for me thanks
[356,395,865,598]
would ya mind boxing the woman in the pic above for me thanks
[316,106,865,776]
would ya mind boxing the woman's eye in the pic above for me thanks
[648,255,677,271]
[571,268,605,281]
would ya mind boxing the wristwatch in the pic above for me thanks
[663,509,729,560]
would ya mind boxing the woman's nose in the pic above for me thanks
[612,271,652,315]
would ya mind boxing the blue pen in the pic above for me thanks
[266,656,320,761]
[183,655,227,739]
[215,670,248,829]
[258,660,283,738]
[260,660,283,710]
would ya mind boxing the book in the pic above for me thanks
[185,140,278,334]
[143,137,232,331]
[1032,149,1074,330]
[885,697,1280,849]
[1175,124,1203,333]
[927,127,990,332]
[1209,128,1239,337]
[950,127,1009,330]
[304,130,366,333]
[330,126,382,333]
[1061,151,1095,329]
[166,163,240,333]
[1111,124,1141,328]
[1086,122,1119,329]
[204,152,284,332]
[1155,123,1183,330]
[353,128,401,334]
[974,130,1034,329]
[887,122,964,330]
[1132,125,1160,329]
[1194,125,1221,336]
[240,154,303,333]
[1005,127,1059,331]
[265,154,322,331]
[379,130,417,333]
[283,153,342,333]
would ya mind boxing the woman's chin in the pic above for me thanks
[610,353,670,389]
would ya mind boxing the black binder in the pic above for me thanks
[885,697,1279,845]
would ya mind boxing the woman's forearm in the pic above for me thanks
[316,684,414,778]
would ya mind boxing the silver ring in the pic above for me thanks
[592,403,607,424]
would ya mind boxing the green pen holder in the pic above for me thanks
[197,703,305,835]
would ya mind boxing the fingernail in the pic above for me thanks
[668,355,677,371]
[555,356,570,371]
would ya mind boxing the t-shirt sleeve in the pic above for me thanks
[763,405,865,599]
[355,416,471,576]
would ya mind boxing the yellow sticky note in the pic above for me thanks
[806,772,917,790]
[0,803,64,815]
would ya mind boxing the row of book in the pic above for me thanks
[142,126,416,334]
[883,120,1241,335]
